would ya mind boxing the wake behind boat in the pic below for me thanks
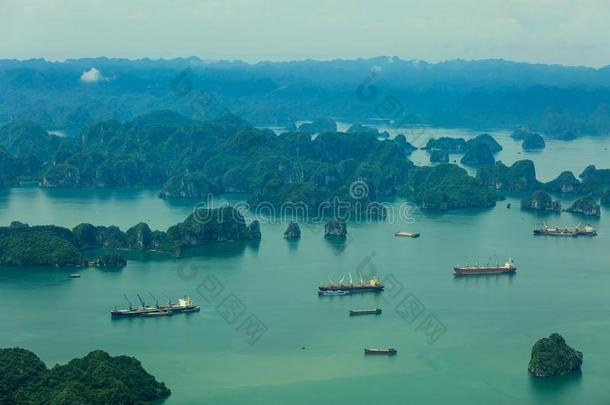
[454,258,517,276]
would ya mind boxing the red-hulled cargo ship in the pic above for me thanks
[453,258,516,276]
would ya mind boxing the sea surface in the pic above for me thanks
[1,134,610,404]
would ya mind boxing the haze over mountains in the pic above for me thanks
[2,56,610,137]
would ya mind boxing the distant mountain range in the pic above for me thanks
[1,56,610,137]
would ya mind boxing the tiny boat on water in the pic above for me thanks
[364,348,397,355]
[69,273,81,278]
[394,231,420,238]
[349,308,382,316]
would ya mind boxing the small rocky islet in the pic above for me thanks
[528,333,583,378]
[283,221,301,240]
[324,218,347,240]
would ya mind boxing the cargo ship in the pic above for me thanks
[319,273,384,293]
[533,223,597,237]
[453,258,516,276]
[111,294,200,318]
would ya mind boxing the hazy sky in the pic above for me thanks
[2,0,610,67]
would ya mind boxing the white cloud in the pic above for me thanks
[80,67,104,83]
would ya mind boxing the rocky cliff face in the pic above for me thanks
[90,254,127,268]
[424,137,467,153]
[73,206,261,257]
[125,223,154,250]
[566,196,601,217]
[283,221,301,240]
[347,124,390,139]
[41,163,81,188]
[0,148,20,187]
[510,126,532,140]
[544,171,581,194]
[528,333,583,377]
[460,143,495,166]
[522,132,546,150]
[429,149,449,163]
[160,172,214,199]
[324,219,347,240]
[521,191,561,212]
[476,160,540,192]
[601,190,610,207]
[298,117,337,135]
[466,133,503,153]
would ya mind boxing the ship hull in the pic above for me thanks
[453,267,516,276]
[319,286,384,293]
[350,308,382,316]
[534,230,596,237]
[364,348,397,355]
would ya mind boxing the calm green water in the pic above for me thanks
[1,136,610,404]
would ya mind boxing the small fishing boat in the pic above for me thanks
[69,273,81,278]
[318,290,350,296]
[364,348,397,355]
[349,308,382,316]
[394,231,420,238]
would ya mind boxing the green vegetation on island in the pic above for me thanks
[297,117,337,135]
[466,133,503,153]
[2,110,609,215]
[0,222,83,267]
[528,333,583,378]
[423,137,467,153]
[347,123,390,139]
[89,254,127,268]
[544,171,581,194]
[601,190,610,207]
[476,160,540,192]
[401,164,498,210]
[565,196,601,217]
[522,132,546,150]
[0,347,170,404]
[460,142,495,166]
[521,191,561,212]
[429,149,449,163]
[0,206,261,267]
